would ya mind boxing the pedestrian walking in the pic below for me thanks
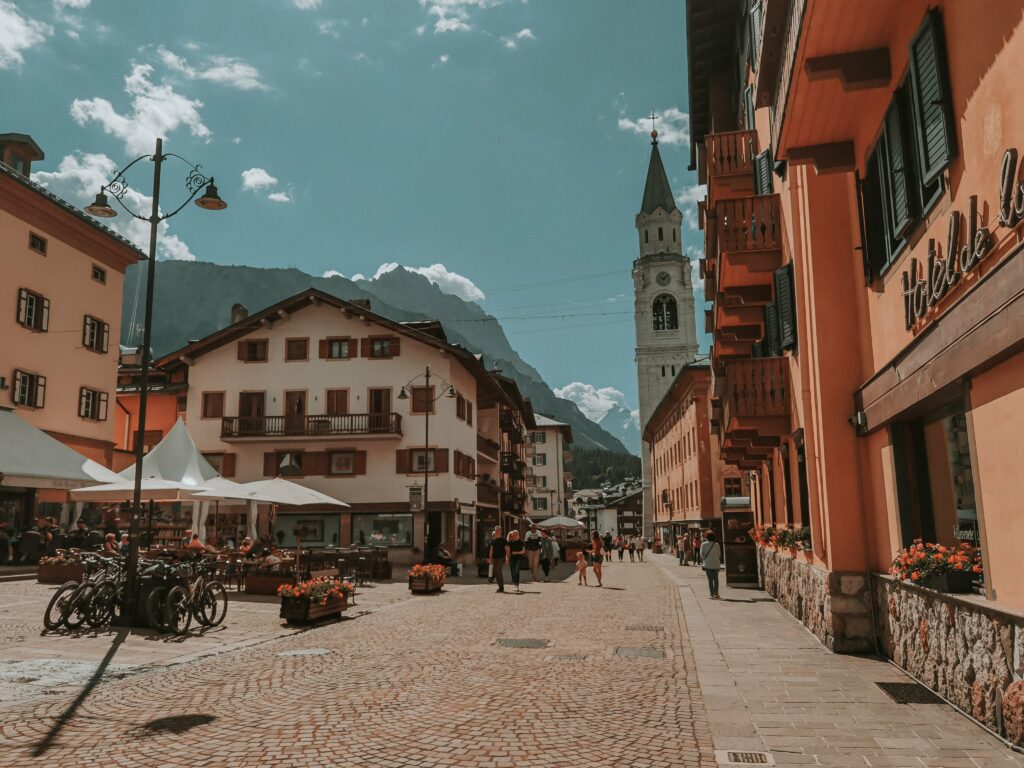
[507,529,526,593]
[681,533,692,566]
[575,551,588,585]
[488,527,509,593]
[539,529,555,581]
[637,536,646,562]
[589,531,604,587]
[677,533,687,565]
[486,527,498,583]
[524,524,542,582]
[699,530,722,599]
[602,531,613,563]
[627,536,636,562]
[616,534,625,562]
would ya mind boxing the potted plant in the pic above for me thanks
[889,540,981,594]
[278,576,353,624]
[408,563,447,594]
[38,552,85,584]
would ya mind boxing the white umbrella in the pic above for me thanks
[535,515,585,530]
[70,478,212,502]
[192,477,350,508]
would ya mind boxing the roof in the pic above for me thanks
[533,414,573,443]
[642,363,712,442]
[0,408,97,488]
[640,140,678,215]
[0,133,44,160]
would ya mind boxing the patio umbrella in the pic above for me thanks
[535,515,584,530]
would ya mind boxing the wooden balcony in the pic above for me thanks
[702,130,757,205]
[719,358,791,466]
[220,413,402,440]
[714,302,764,343]
[477,434,500,463]
[715,194,783,307]
[477,483,499,507]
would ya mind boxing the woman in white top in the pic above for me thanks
[699,530,722,599]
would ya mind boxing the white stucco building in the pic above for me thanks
[632,131,699,536]
[527,414,573,519]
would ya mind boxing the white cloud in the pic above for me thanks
[232,136,242,144]
[0,2,53,69]
[158,47,267,91]
[415,25,427,35]
[368,262,485,302]
[675,183,706,230]
[419,0,501,34]
[361,17,369,27]
[33,152,196,261]
[267,191,292,203]
[501,27,534,48]
[554,382,633,424]
[71,64,211,155]
[322,270,345,279]
[629,409,640,430]
[618,106,690,147]
[438,54,449,63]
[318,20,340,38]
[240,167,278,191]
[350,273,366,281]
[54,0,91,7]
[293,0,321,8]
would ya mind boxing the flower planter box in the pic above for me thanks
[922,571,975,594]
[245,573,295,595]
[408,575,444,594]
[38,562,84,585]
[280,594,348,625]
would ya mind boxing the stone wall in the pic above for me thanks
[872,575,1024,747]
[758,547,874,653]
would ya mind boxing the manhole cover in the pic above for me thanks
[876,681,943,704]
[497,638,549,649]
[715,750,774,765]
[626,625,664,631]
[614,647,665,658]
[276,648,332,657]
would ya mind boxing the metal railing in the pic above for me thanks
[220,413,402,438]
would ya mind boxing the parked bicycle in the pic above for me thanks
[163,558,228,635]
[43,554,122,630]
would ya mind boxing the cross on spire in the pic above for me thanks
[649,110,659,144]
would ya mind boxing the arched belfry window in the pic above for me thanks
[652,294,678,331]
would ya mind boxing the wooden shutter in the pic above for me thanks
[353,450,367,475]
[40,298,49,331]
[744,85,755,130]
[360,338,371,358]
[98,392,108,421]
[34,375,46,408]
[319,339,329,358]
[101,322,109,353]
[16,289,28,325]
[434,449,449,473]
[764,302,781,357]
[861,150,889,278]
[774,264,797,350]
[221,453,237,478]
[753,150,773,195]
[82,316,90,349]
[237,341,247,360]
[395,449,410,474]
[390,336,400,357]
[305,452,329,476]
[263,452,278,476]
[78,387,88,418]
[467,402,473,426]
[909,9,956,185]
[882,99,914,238]
[11,370,22,404]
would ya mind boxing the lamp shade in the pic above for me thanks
[195,179,227,211]
[84,191,117,218]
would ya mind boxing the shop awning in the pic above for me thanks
[0,408,100,490]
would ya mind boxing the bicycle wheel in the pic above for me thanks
[64,585,92,630]
[146,586,169,632]
[43,582,78,630]
[85,582,116,628]
[197,582,228,627]
[163,585,192,635]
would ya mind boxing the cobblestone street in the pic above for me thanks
[0,558,1021,768]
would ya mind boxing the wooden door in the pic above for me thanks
[238,392,265,435]
[285,391,306,434]
[368,388,391,432]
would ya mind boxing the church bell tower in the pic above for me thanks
[632,128,698,536]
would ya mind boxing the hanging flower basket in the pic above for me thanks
[278,577,353,624]
[408,563,446,594]
[890,540,982,593]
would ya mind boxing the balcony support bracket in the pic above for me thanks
[804,47,891,91]
[786,141,855,175]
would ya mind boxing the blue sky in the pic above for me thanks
[3,0,707,427]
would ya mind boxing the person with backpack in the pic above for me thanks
[699,529,722,599]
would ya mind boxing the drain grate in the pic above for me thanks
[626,624,664,632]
[614,646,665,658]
[553,654,586,660]
[714,750,774,765]
[876,681,943,704]
[497,638,549,649]
[276,648,332,657]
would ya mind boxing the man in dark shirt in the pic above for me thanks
[487,527,509,593]
[602,531,613,563]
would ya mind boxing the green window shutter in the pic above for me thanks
[882,99,914,239]
[764,302,781,357]
[774,264,796,350]
[754,150,773,195]
[744,85,755,130]
[861,149,889,278]
[749,1,763,66]
[909,9,956,186]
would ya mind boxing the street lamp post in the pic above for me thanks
[84,137,226,625]
[398,366,456,558]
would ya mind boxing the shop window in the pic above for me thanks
[353,513,413,547]
[456,513,473,555]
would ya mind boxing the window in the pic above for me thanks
[16,288,49,331]
[362,336,400,359]
[285,338,309,361]
[410,449,435,473]
[28,233,46,254]
[533,453,547,467]
[644,230,649,244]
[531,431,546,444]
[78,387,108,421]
[201,392,225,419]
[672,228,677,242]
[456,513,473,554]
[411,386,435,415]
[456,393,466,420]
[12,369,46,408]
[466,401,473,426]
[774,264,797,350]
[724,477,743,496]
[237,339,268,362]
[320,337,353,360]
[652,294,678,331]
[353,513,413,547]
[275,451,303,477]
[82,316,109,353]
[91,265,107,284]
[534,475,548,488]
[325,389,348,416]
[329,450,356,476]
[658,226,664,241]
[532,497,549,511]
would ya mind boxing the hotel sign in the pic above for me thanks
[900,147,1023,330]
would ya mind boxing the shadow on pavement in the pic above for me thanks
[141,713,216,735]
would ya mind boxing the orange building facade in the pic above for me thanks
[688,0,1024,740]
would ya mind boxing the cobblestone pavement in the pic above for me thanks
[658,556,1024,768]
[0,560,716,768]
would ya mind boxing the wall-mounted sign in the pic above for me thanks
[900,147,1024,330]
[409,485,423,512]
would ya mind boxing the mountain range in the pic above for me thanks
[120,261,632,454]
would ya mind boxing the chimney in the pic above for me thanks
[230,303,248,324]
[0,133,45,177]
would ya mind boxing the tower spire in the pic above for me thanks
[639,136,677,215]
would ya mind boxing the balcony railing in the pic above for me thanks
[500,452,524,476]
[477,484,499,506]
[723,358,790,421]
[717,194,781,255]
[703,130,757,182]
[221,413,402,439]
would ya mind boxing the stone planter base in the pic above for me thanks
[280,595,348,625]
[245,573,295,595]
[38,562,84,585]
[409,575,444,594]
